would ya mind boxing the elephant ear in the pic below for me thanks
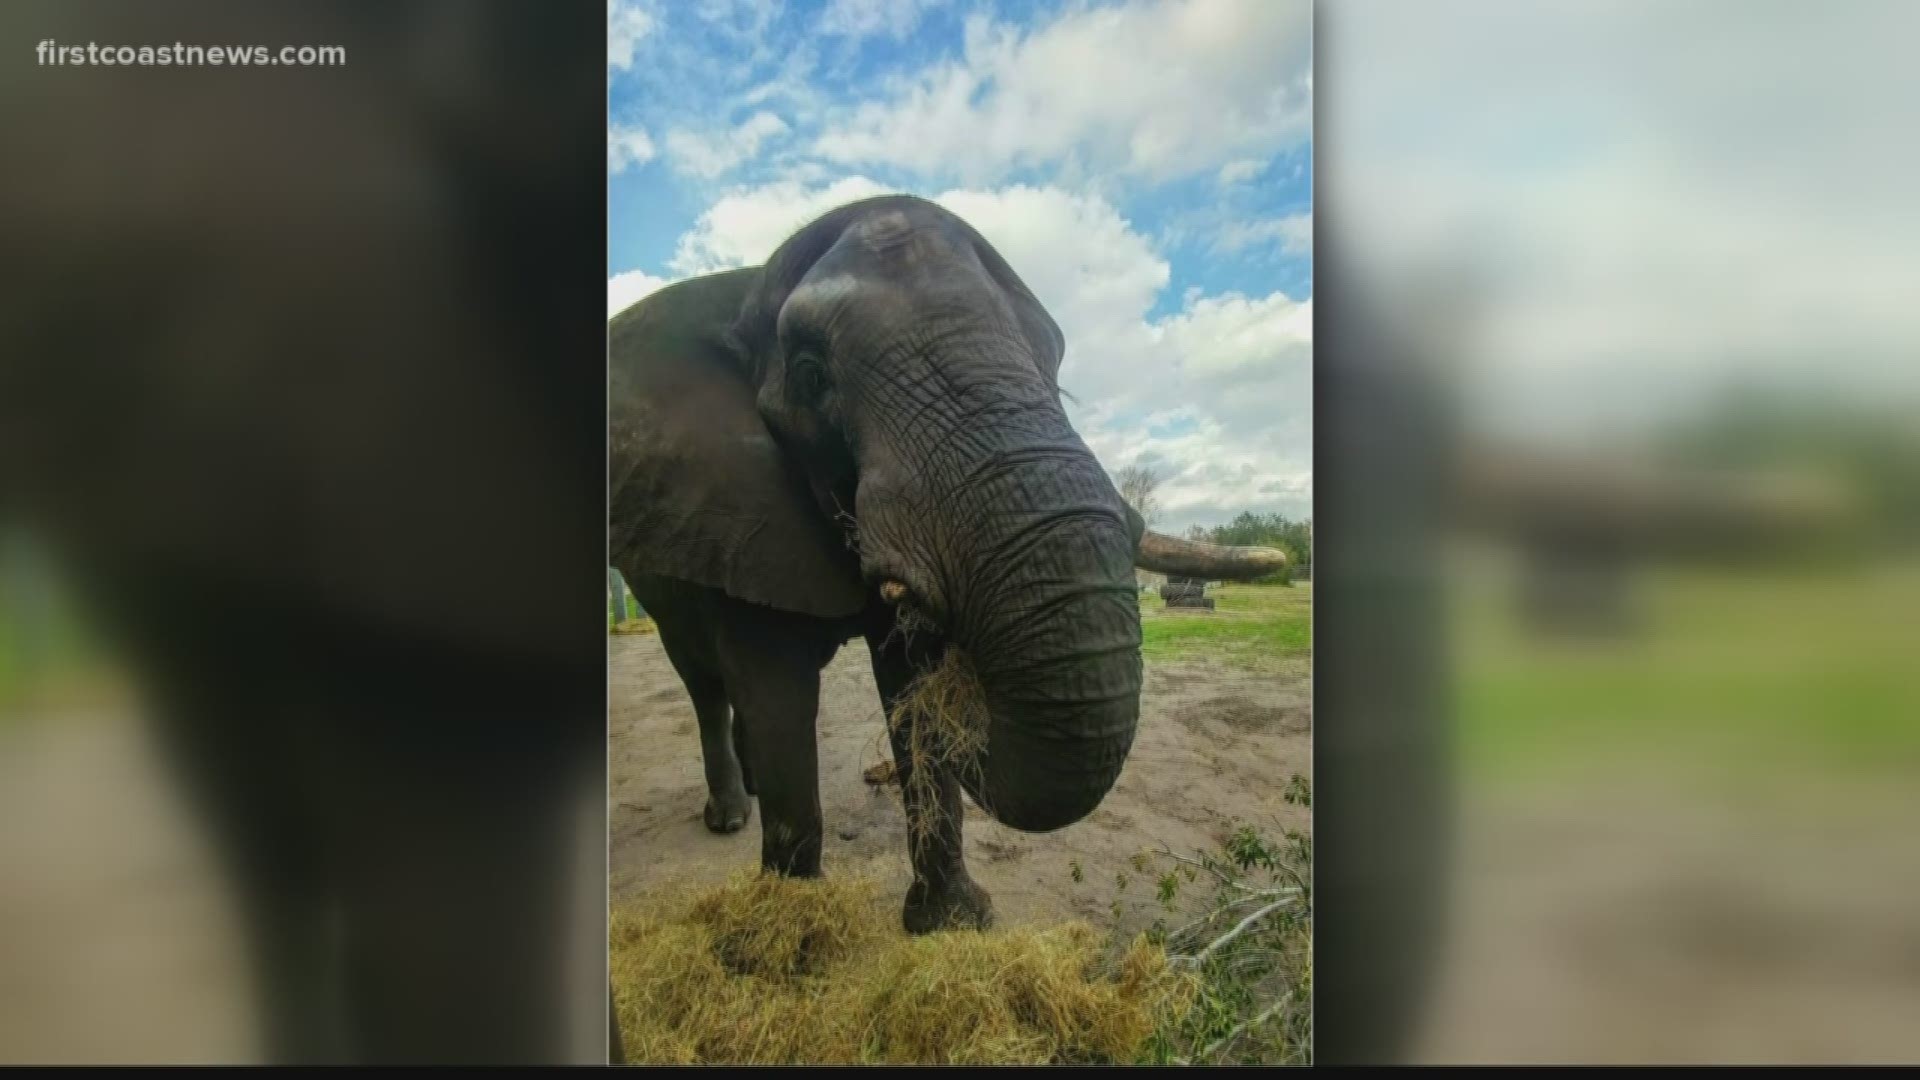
[969,230,1066,386]
[609,268,867,619]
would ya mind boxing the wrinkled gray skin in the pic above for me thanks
[611,195,1270,933]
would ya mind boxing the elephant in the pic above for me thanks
[609,194,1287,933]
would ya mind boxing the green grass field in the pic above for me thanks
[1452,557,1920,780]
[1138,581,1312,672]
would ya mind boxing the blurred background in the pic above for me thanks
[0,1,608,1063]
[1319,0,1920,1063]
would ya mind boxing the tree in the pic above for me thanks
[1115,464,1164,528]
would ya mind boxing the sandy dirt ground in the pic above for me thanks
[1410,779,1920,1064]
[0,712,255,1063]
[608,630,1314,939]
[0,704,607,1065]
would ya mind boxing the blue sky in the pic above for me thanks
[609,0,1313,532]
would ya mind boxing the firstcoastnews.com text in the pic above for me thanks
[36,40,346,67]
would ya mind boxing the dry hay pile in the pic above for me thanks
[610,869,1196,1064]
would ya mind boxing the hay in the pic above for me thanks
[886,648,990,853]
[610,869,1196,1065]
[611,616,657,635]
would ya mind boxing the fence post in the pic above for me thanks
[608,567,628,624]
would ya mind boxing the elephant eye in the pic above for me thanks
[790,352,832,402]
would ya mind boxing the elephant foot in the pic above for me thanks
[903,872,993,934]
[703,791,752,834]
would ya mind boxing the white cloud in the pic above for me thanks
[814,0,1312,183]
[820,0,938,40]
[607,123,656,174]
[1161,292,1313,385]
[1218,159,1264,185]
[1086,411,1313,529]
[608,0,654,72]
[668,175,894,273]
[664,111,792,179]
[1077,288,1313,528]
[1213,212,1312,256]
[609,269,672,319]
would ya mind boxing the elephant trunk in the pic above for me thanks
[1135,529,1290,581]
[945,476,1144,833]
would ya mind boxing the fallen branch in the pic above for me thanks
[1197,997,1291,1063]
[1166,888,1298,944]
[1171,897,1299,970]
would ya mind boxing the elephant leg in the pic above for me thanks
[640,595,753,835]
[145,684,348,1063]
[717,614,828,878]
[866,633,992,934]
[321,683,606,1065]
[685,673,751,834]
[730,666,824,877]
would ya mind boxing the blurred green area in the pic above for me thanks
[1453,554,1920,782]
[1139,581,1312,671]
[0,563,117,721]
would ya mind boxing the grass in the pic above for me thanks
[1453,556,1920,781]
[1138,581,1312,672]
[610,869,1196,1064]
[609,590,645,629]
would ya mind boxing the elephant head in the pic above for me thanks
[724,195,1143,832]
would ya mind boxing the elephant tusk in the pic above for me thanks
[1134,529,1289,582]
[879,580,908,604]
